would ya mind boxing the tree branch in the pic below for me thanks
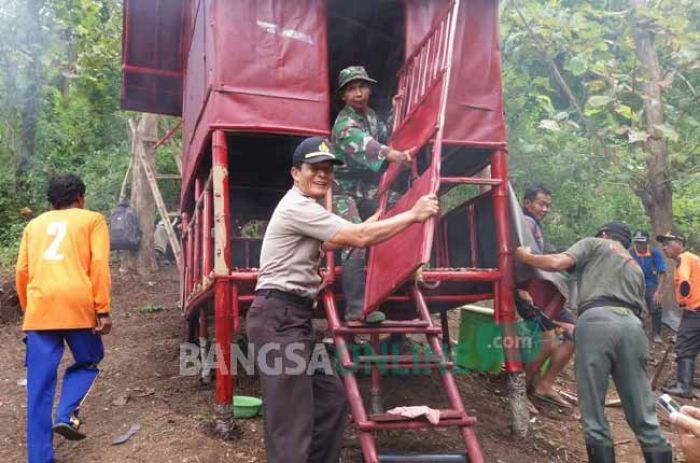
[510,0,594,135]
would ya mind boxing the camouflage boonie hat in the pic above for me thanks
[337,66,377,93]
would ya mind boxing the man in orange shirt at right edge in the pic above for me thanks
[657,228,700,399]
[16,174,112,463]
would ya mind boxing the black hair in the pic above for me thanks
[524,185,552,202]
[47,174,86,209]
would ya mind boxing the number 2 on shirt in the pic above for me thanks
[44,221,67,261]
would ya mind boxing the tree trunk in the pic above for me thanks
[630,0,675,306]
[16,0,45,194]
[122,113,160,275]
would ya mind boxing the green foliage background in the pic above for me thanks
[501,0,699,250]
[0,0,698,264]
[0,0,180,265]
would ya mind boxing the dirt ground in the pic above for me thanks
[0,265,687,462]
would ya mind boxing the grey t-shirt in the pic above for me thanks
[564,237,646,315]
[523,213,544,254]
[256,187,350,299]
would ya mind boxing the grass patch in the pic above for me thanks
[139,303,165,314]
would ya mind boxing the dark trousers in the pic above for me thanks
[25,330,104,463]
[676,310,700,360]
[575,307,669,451]
[246,295,348,463]
[342,250,366,318]
[644,287,662,337]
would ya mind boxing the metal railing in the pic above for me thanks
[392,1,456,132]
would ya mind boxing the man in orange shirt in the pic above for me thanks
[657,228,700,399]
[16,174,112,463]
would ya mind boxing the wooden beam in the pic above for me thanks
[134,139,182,268]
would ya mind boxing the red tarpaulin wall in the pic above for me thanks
[364,0,506,311]
[405,0,506,145]
[182,0,330,193]
[121,0,185,116]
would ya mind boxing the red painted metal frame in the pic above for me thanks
[120,0,185,116]
[440,177,501,185]
[193,177,203,285]
[123,63,181,79]
[169,1,514,459]
[412,285,483,462]
[320,282,485,463]
[393,1,455,131]
[364,0,460,314]
[420,270,500,282]
[490,150,521,373]
[180,212,189,315]
[468,202,479,266]
[322,291,377,461]
[186,214,195,295]
[202,183,212,276]
[212,130,233,406]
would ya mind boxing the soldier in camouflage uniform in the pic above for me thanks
[331,66,412,322]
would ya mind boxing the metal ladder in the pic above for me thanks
[321,282,482,463]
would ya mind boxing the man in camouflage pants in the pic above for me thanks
[331,66,411,323]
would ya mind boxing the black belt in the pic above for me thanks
[578,296,642,317]
[255,289,315,308]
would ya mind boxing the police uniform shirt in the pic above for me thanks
[256,187,350,299]
[563,237,646,314]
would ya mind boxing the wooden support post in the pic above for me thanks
[199,302,210,384]
[123,114,159,275]
[180,212,189,313]
[193,177,203,285]
[211,130,236,437]
[491,149,530,439]
[212,130,231,278]
[134,133,182,268]
[203,183,213,277]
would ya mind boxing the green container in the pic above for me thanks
[232,395,262,418]
[455,305,543,373]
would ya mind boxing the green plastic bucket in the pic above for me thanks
[232,395,262,418]
[455,305,544,373]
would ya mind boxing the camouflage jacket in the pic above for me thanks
[331,105,391,197]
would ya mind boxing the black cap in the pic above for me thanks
[596,221,632,245]
[656,227,686,244]
[631,230,650,242]
[292,137,344,167]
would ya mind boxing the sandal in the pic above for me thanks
[53,422,86,441]
[529,391,572,408]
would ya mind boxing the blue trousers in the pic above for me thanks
[25,330,104,463]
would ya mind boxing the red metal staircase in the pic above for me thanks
[319,2,519,461]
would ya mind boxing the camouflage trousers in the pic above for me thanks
[332,194,366,262]
[332,194,367,318]
[332,192,401,261]
[333,191,401,318]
